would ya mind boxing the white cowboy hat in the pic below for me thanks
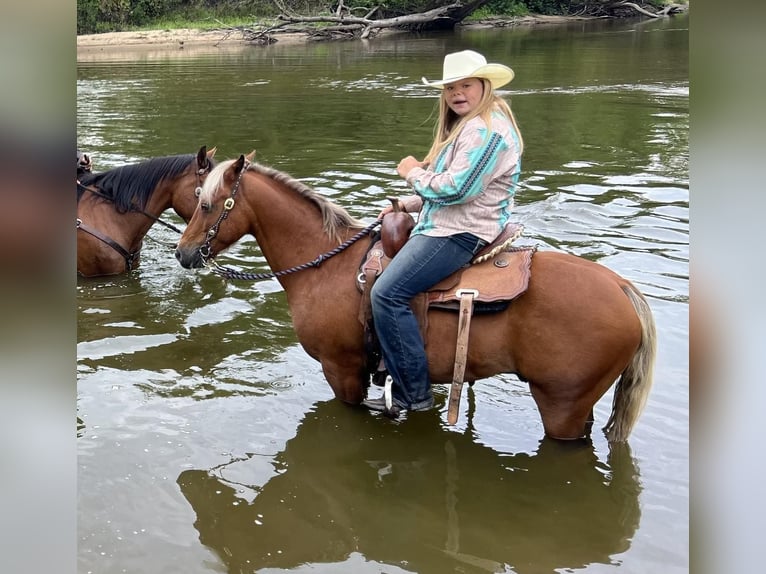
[422,50,514,89]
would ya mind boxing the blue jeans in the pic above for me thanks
[370,232,488,410]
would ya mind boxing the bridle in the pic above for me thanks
[76,158,213,274]
[196,160,382,281]
[198,160,249,262]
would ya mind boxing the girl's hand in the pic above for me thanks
[397,156,426,179]
[377,197,407,219]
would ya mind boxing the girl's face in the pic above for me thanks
[443,77,485,116]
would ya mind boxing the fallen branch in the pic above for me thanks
[615,1,662,18]
[242,21,298,45]
[206,18,309,46]
[277,2,474,29]
[613,1,688,18]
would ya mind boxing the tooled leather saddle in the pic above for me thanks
[356,212,536,424]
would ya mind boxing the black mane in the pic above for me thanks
[77,154,198,211]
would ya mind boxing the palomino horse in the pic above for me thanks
[175,155,657,442]
[77,146,216,278]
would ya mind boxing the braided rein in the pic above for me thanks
[203,219,382,281]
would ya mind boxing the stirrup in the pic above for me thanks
[372,357,388,387]
[372,369,388,387]
[362,376,400,418]
[382,376,400,418]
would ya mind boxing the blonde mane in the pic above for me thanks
[201,158,365,244]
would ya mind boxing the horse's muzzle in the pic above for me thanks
[175,246,204,269]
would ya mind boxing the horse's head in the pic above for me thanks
[175,151,254,269]
[167,145,217,222]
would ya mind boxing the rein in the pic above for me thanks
[199,159,382,281]
[204,219,382,281]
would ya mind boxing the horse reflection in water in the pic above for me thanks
[178,399,641,573]
[77,146,216,277]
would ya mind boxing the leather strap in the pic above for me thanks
[357,246,386,326]
[447,289,477,425]
[77,218,138,272]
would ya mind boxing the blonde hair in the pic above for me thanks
[424,79,524,164]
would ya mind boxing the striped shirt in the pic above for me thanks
[399,110,521,243]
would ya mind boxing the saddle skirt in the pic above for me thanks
[427,247,534,309]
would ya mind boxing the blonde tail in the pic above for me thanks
[603,284,657,442]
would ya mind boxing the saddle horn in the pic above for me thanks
[381,197,414,258]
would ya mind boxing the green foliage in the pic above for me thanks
[131,0,172,25]
[77,0,278,34]
[524,0,568,16]
[77,0,176,34]
[369,1,439,15]
[77,0,100,34]
[472,1,529,18]
[78,0,681,35]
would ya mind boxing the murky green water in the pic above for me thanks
[78,15,688,574]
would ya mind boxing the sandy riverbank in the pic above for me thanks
[76,27,306,59]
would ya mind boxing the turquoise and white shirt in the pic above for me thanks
[399,110,521,243]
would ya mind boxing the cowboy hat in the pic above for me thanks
[422,50,514,89]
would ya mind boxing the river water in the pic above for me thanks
[77,15,688,574]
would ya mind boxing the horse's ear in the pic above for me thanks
[207,146,217,159]
[197,146,207,166]
[245,150,256,163]
[233,154,247,174]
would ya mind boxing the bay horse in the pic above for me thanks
[77,145,216,278]
[175,155,657,442]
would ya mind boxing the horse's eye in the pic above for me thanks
[201,202,210,212]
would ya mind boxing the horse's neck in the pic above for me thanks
[81,189,164,250]
[247,184,360,295]
[162,173,198,223]
[254,206,333,273]
[143,182,176,218]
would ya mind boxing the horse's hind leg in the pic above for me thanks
[321,359,368,404]
[529,384,595,440]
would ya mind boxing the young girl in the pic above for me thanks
[364,50,524,415]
